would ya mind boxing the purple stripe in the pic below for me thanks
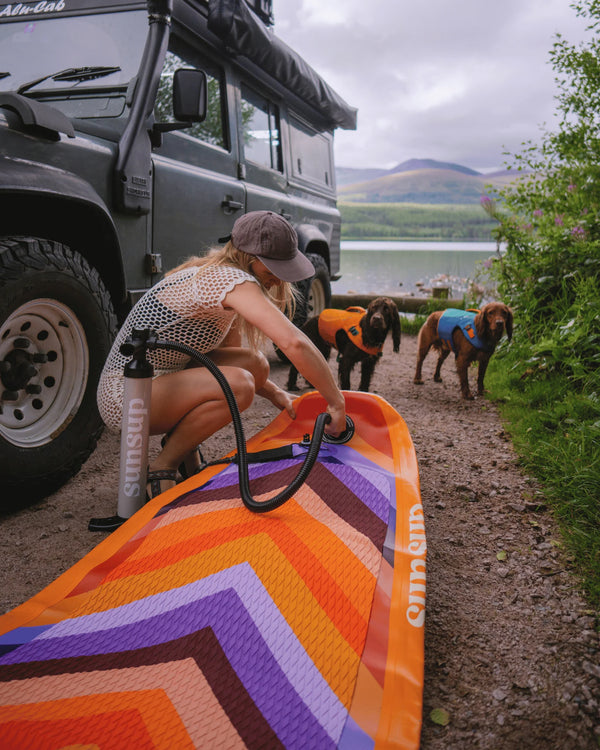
[382,504,397,567]
[27,564,346,740]
[181,452,392,523]
[324,465,391,521]
[0,589,336,749]
[337,714,375,749]
[206,458,303,490]
[0,624,51,647]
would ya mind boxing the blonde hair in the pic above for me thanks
[166,242,298,349]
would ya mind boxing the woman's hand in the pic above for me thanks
[325,401,347,437]
[224,283,347,432]
[269,387,296,419]
[257,380,296,419]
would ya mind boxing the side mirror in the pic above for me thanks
[173,68,207,122]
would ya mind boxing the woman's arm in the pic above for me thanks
[223,282,346,435]
[208,345,296,418]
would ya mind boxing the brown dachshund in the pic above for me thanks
[288,297,401,392]
[413,302,513,399]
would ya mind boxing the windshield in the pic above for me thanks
[0,11,147,93]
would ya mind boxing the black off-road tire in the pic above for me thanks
[294,253,331,326]
[275,252,331,363]
[0,237,117,512]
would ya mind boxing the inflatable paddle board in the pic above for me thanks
[0,391,426,749]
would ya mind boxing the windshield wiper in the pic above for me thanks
[17,66,121,95]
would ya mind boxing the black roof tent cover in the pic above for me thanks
[208,0,357,130]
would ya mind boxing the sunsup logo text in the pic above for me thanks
[123,398,147,499]
[0,1,66,18]
[406,503,427,628]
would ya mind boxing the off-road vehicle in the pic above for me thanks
[0,0,356,508]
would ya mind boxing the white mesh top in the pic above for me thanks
[97,264,258,431]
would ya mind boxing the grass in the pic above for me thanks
[485,344,600,608]
[399,314,427,336]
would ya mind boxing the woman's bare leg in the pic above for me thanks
[206,347,270,391]
[169,347,270,476]
[147,365,256,490]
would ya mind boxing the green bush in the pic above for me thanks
[484,0,600,606]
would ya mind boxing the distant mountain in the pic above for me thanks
[388,158,480,177]
[336,159,518,204]
[336,166,390,187]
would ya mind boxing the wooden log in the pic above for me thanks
[330,294,464,314]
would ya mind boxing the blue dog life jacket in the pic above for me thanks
[437,309,494,354]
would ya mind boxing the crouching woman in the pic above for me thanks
[97,210,346,500]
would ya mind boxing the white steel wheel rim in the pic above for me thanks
[0,299,89,447]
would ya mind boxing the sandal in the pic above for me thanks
[160,436,206,480]
[146,468,178,502]
[178,446,207,480]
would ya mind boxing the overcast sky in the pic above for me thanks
[273,0,591,173]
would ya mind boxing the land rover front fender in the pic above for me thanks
[1,154,109,207]
[295,223,330,271]
[0,155,127,310]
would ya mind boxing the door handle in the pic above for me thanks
[221,198,243,213]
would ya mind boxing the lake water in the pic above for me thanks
[332,240,500,298]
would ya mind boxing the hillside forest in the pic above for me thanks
[336,158,520,240]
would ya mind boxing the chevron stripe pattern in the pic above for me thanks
[0,392,425,749]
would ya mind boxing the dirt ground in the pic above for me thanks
[1,332,599,749]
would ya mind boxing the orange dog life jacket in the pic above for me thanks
[317,307,384,357]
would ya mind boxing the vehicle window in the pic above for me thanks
[290,115,333,187]
[0,13,147,93]
[155,42,227,149]
[241,84,282,171]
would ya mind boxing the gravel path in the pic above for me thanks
[1,333,599,748]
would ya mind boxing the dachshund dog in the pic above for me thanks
[287,297,401,392]
[413,302,513,400]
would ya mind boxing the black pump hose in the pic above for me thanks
[150,339,337,513]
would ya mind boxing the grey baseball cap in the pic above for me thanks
[230,210,315,282]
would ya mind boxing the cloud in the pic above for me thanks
[273,0,590,171]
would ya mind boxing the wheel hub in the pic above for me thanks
[0,300,88,446]
[1,343,47,393]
